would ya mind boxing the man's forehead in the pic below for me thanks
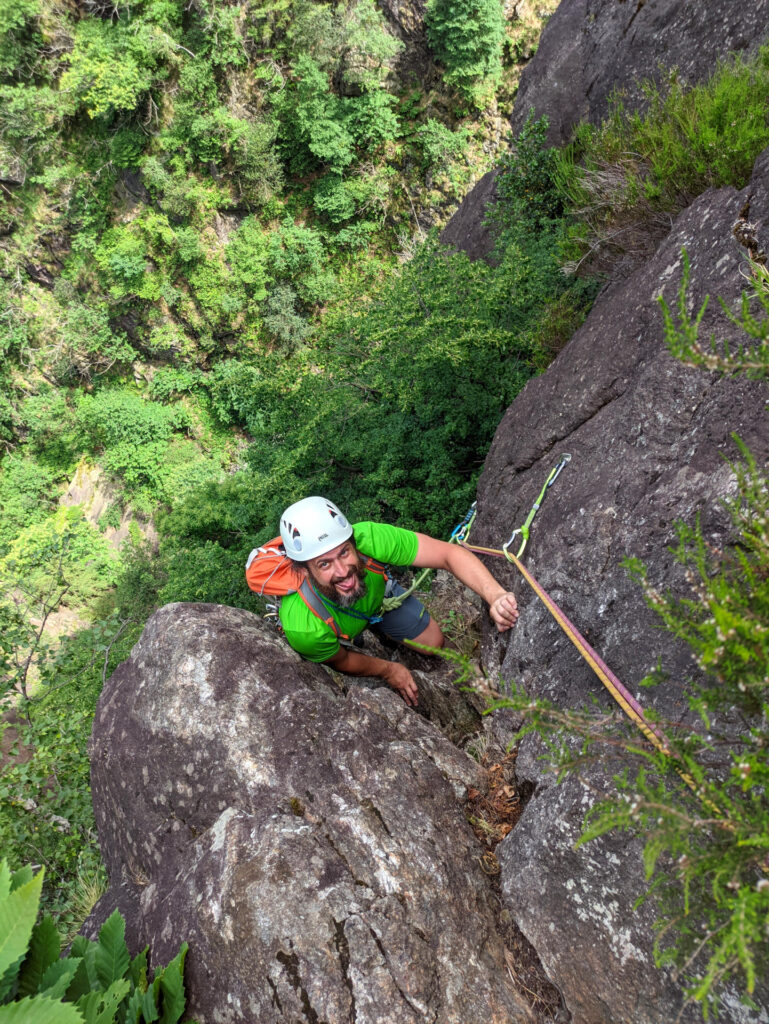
[310,539,354,564]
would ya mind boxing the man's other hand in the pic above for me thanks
[384,662,419,706]
[489,592,519,632]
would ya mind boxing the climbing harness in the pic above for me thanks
[310,581,384,629]
[456,456,718,811]
[245,537,387,641]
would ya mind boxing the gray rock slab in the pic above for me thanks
[511,0,769,146]
[89,602,533,1024]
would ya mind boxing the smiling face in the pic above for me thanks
[306,539,367,607]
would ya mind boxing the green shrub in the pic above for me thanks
[0,455,56,555]
[277,0,401,93]
[313,174,359,224]
[267,216,334,306]
[262,284,312,348]
[425,0,505,103]
[94,227,151,299]
[493,113,564,228]
[558,46,769,272]
[20,390,80,472]
[76,389,186,454]
[60,17,176,119]
[341,89,400,150]
[276,54,356,175]
[0,858,192,1023]
[415,118,469,171]
[1,506,119,609]
[74,389,191,497]
[225,216,270,303]
[46,283,138,382]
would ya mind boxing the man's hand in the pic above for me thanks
[489,591,519,632]
[383,662,419,707]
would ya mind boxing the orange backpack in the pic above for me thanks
[245,537,387,641]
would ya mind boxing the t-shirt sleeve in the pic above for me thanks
[352,521,419,566]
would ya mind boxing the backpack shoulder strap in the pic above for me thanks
[297,578,350,641]
[364,556,388,577]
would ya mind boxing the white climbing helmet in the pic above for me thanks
[280,496,353,561]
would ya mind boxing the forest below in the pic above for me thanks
[2,3,769,1012]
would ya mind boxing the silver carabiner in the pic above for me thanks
[549,453,572,486]
[503,526,522,551]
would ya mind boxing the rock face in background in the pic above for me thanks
[512,0,769,145]
[473,150,769,1023]
[376,0,426,43]
[439,170,499,262]
[88,603,533,1024]
[442,0,769,261]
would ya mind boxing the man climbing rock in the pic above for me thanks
[260,495,519,706]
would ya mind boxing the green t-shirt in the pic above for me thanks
[279,521,419,662]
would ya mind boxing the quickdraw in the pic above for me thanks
[505,453,571,558]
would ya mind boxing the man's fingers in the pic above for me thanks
[388,666,419,706]
[398,682,418,706]
[492,593,519,631]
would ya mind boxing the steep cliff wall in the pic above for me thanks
[474,147,769,1024]
[512,0,769,145]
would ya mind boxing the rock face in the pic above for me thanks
[376,0,434,85]
[511,0,769,145]
[473,150,769,1022]
[439,170,500,263]
[89,602,533,1024]
[376,0,426,43]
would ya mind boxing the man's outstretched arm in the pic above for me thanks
[412,533,519,631]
